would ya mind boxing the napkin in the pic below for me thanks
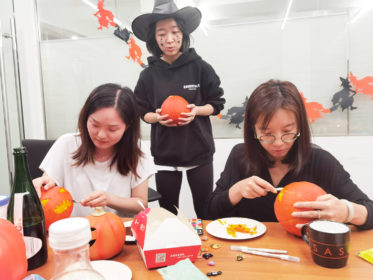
[157,258,208,280]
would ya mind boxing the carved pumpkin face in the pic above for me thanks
[161,95,191,125]
[40,186,73,230]
[274,181,326,236]
[86,207,125,260]
[0,219,27,279]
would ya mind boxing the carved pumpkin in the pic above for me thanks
[0,219,27,279]
[161,95,191,124]
[40,186,74,230]
[274,181,326,236]
[86,207,125,260]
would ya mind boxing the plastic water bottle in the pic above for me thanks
[0,195,9,219]
[48,217,104,280]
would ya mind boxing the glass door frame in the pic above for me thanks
[0,0,24,193]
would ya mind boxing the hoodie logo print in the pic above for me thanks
[183,84,200,91]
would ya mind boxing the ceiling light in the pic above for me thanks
[281,0,293,30]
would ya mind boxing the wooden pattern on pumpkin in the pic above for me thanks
[274,181,326,236]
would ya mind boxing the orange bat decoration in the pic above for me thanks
[349,72,373,100]
[300,92,330,124]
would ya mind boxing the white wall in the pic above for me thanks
[149,136,373,218]
[37,12,373,139]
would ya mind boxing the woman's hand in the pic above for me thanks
[80,190,111,208]
[229,176,277,205]
[292,194,349,227]
[32,174,57,197]
[155,108,176,127]
[178,104,197,126]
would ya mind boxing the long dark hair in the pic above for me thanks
[243,80,311,175]
[73,83,143,178]
[146,17,191,56]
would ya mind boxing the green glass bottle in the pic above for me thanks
[7,147,48,270]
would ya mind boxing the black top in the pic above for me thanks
[205,143,373,230]
[134,48,225,166]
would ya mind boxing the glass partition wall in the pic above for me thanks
[36,0,373,139]
[0,0,23,194]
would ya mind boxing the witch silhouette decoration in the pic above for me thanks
[93,0,147,68]
[223,72,373,129]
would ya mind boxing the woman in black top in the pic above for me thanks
[206,80,373,230]
[132,0,225,218]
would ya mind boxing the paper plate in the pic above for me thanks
[91,260,132,280]
[206,217,266,240]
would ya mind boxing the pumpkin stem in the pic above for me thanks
[92,207,106,217]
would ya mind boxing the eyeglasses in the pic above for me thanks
[256,132,300,144]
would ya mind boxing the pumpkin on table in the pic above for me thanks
[274,181,326,236]
[86,207,126,260]
[161,95,191,125]
[0,219,27,280]
[40,186,74,230]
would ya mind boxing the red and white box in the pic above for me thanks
[131,207,202,269]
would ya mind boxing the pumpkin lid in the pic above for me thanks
[49,217,91,250]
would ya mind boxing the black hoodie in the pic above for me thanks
[134,48,225,166]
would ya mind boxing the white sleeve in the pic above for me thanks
[131,141,157,189]
[39,134,75,186]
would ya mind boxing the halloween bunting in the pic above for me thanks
[220,97,248,129]
[350,72,373,100]
[94,0,116,30]
[300,92,330,124]
[93,0,147,68]
[330,77,357,112]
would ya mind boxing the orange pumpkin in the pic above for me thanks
[274,181,326,236]
[161,95,191,124]
[40,186,74,230]
[86,207,125,260]
[0,219,28,279]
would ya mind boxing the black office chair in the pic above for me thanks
[21,139,161,202]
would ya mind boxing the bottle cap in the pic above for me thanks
[0,195,9,206]
[13,147,27,154]
[49,217,92,250]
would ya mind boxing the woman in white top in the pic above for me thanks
[33,83,156,216]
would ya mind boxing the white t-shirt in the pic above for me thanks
[40,133,156,217]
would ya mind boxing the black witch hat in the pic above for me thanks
[131,0,201,41]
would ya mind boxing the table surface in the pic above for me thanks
[28,220,373,280]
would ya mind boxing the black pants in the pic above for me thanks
[155,162,213,219]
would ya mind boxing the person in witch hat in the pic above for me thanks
[132,0,225,218]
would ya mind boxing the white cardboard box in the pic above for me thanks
[131,207,201,269]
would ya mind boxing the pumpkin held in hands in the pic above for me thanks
[0,219,28,279]
[161,95,191,125]
[274,181,326,236]
[86,207,126,260]
[40,186,74,230]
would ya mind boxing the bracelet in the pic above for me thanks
[341,199,354,223]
